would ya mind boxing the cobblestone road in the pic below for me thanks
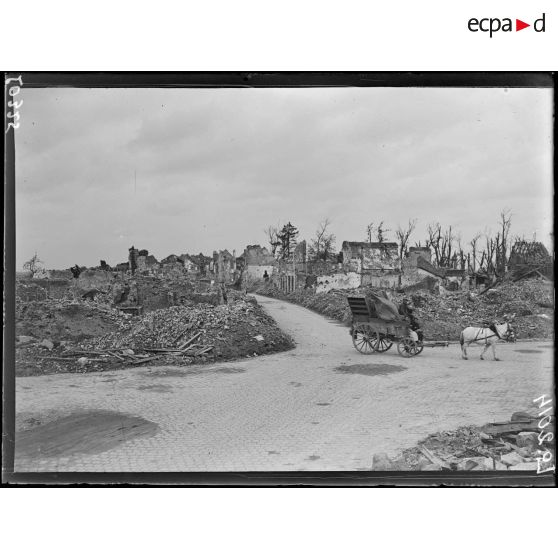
[14,295,554,472]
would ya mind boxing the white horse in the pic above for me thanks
[460,322,515,361]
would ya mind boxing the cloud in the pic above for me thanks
[15,86,553,270]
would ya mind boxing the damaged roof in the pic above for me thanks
[510,241,550,260]
[161,254,184,264]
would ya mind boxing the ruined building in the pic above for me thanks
[128,246,139,274]
[213,249,237,283]
[274,241,307,292]
[243,245,276,280]
[136,250,159,273]
[179,254,200,273]
[508,240,553,279]
[341,241,399,273]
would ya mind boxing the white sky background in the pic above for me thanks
[15,86,553,270]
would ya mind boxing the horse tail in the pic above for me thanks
[459,331,464,347]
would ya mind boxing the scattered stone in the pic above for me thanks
[500,451,525,466]
[516,446,534,459]
[40,338,54,351]
[17,335,35,344]
[516,432,540,449]
[399,408,554,471]
[77,357,89,367]
[457,457,493,471]
[511,411,537,422]
[461,459,480,471]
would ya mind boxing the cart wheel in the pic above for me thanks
[375,334,393,353]
[414,343,424,356]
[352,324,378,354]
[397,337,418,357]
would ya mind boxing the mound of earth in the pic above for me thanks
[16,299,124,343]
[15,296,294,376]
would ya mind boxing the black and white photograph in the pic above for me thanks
[4,73,555,483]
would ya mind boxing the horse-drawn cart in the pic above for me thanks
[348,295,447,358]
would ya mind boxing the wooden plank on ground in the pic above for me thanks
[179,331,202,349]
[482,420,540,436]
[419,445,452,470]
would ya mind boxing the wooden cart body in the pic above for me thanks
[347,296,422,357]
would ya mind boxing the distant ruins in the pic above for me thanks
[17,232,552,304]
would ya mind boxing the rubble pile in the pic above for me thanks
[16,298,125,342]
[16,297,294,376]
[371,410,555,472]
[255,278,553,340]
[408,279,553,340]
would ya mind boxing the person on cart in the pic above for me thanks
[398,298,424,342]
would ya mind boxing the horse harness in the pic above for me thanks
[472,324,501,344]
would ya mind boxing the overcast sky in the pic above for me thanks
[15,86,553,270]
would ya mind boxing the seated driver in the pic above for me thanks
[398,298,423,342]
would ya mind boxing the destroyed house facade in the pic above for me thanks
[137,253,159,273]
[274,241,307,292]
[161,254,184,266]
[180,254,200,273]
[213,249,238,283]
[341,241,399,273]
[508,241,552,278]
[243,245,276,280]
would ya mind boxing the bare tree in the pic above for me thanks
[483,234,497,275]
[376,221,390,243]
[456,234,465,269]
[366,221,390,243]
[426,222,443,266]
[366,222,375,243]
[425,223,456,267]
[495,209,512,275]
[23,253,44,277]
[395,219,417,261]
[264,224,282,257]
[310,218,336,261]
[469,233,481,273]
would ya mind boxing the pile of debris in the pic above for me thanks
[254,278,554,340]
[16,297,294,376]
[406,279,553,340]
[16,298,126,342]
[371,410,555,472]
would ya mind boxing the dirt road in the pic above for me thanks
[14,294,553,472]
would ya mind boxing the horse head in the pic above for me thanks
[502,314,516,343]
[499,319,516,342]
